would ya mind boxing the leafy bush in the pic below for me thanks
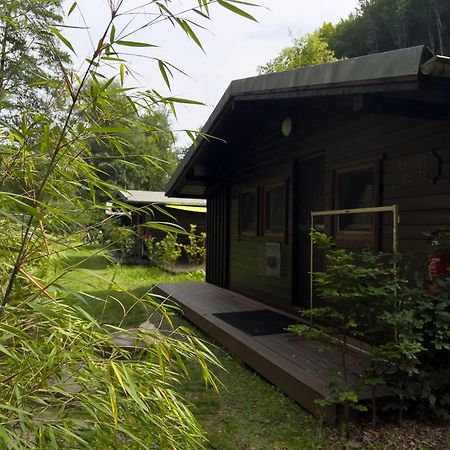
[183,224,207,266]
[290,232,394,435]
[377,266,450,419]
[109,226,136,257]
[147,233,182,269]
[0,0,258,447]
[290,231,450,434]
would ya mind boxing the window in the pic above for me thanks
[239,190,257,234]
[335,164,378,242]
[263,182,287,238]
[238,180,288,240]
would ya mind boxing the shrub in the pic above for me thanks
[109,226,136,257]
[147,233,182,270]
[289,231,394,435]
[183,224,207,266]
[0,1,259,446]
[290,231,450,434]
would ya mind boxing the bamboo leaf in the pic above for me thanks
[101,56,126,62]
[110,24,116,44]
[109,385,118,428]
[120,63,125,86]
[29,302,66,319]
[110,361,126,391]
[0,323,29,338]
[2,15,19,30]
[158,60,171,89]
[176,19,204,51]
[86,126,129,133]
[144,221,188,234]
[192,8,210,19]
[217,0,257,21]
[48,26,76,54]
[68,2,77,16]
[116,40,157,48]
[163,96,205,106]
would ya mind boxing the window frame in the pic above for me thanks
[262,180,288,241]
[238,188,259,236]
[333,162,379,246]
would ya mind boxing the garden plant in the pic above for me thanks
[290,231,450,439]
[0,0,259,448]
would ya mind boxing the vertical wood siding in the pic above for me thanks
[208,100,450,307]
[206,184,229,287]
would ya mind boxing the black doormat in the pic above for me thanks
[213,309,298,336]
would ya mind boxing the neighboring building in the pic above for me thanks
[166,45,450,311]
[113,190,206,257]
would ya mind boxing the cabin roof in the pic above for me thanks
[116,190,206,206]
[166,45,450,198]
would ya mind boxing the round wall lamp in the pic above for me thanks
[281,117,293,137]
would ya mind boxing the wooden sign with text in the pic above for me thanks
[393,152,440,186]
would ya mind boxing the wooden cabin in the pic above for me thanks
[155,46,450,421]
[166,45,450,309]
[113,190,206,258]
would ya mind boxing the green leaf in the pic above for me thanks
[48,26,76,54]
[68,2,77,16]
[120,63,125,86]
[156,2,175,23]
[338,390,358,403]
[101,56,126,62]
[192,8,210,20]
[29,302,66,319]
[110,24,116,44]
[0,323,29,338]
[86,126,129,133]
[157,60,170,89]
[176,19,204,50]
[2,15,19,30]
[144,221,188,234]
[116,40,157,48]
[0,192,44,220]
[163,97,205,106]
[217,0,257,22]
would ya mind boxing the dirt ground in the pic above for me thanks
[334,419,450,449]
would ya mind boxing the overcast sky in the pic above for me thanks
[64,0,359,146]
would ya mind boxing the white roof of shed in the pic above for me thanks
[117,190,206,206]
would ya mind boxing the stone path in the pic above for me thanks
[108,320,164,350]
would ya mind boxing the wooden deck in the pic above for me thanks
[153,281,374,424]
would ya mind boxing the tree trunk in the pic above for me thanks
[421,0,436,51]
[0,23,9,90]
[432,0,444,54]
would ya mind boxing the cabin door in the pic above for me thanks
[293,155,325,307]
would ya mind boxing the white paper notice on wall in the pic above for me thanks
[265,242,281,277]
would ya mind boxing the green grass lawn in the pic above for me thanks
[55,246,334,449]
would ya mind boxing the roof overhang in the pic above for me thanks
[116,190,206,206]
[166,45,450,198]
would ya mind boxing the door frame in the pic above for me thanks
[292,152,325,308]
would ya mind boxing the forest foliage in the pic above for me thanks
[261,0,450,74]
[327,0,450,58]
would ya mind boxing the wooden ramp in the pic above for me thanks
[153,281,373,424]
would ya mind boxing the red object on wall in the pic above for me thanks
[428,255,449,278]
[426,230,449,279]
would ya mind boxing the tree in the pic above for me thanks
[0,0,70,120]
[258,30,337,74]
[87,94,178,192]
[0,1,259,447]
[324,0,450,59]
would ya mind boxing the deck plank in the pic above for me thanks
[153,281,376,423]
